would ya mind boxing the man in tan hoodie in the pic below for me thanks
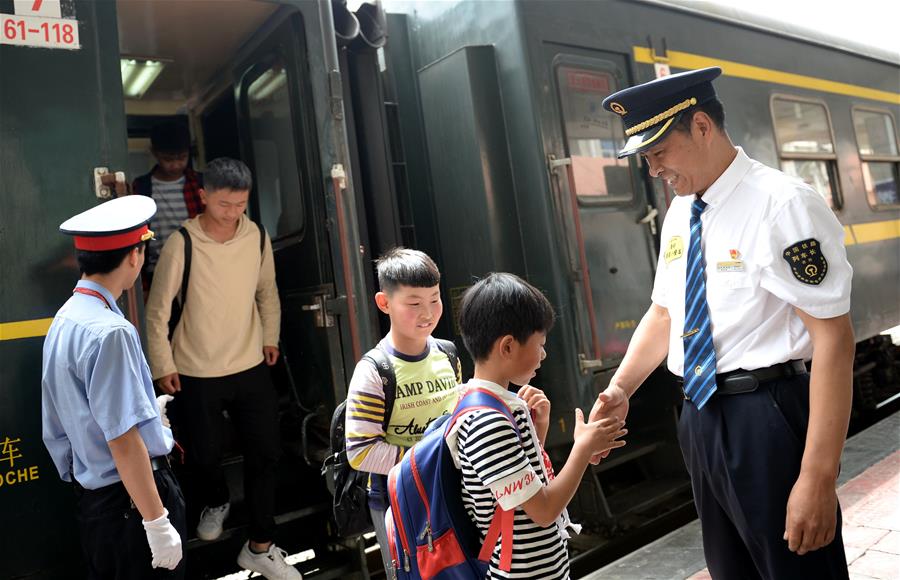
[146,157,300,579]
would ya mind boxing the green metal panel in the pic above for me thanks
[0,0,127,576]
[418,45,525,284]
[385,1,592,437]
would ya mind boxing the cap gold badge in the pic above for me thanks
[609,102,627,116]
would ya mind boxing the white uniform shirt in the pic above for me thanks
[651,147,852,376]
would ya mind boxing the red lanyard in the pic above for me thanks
[73,287,112,310]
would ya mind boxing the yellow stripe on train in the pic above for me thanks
[0,317,53,341]
[2,219,899,341]
[633,47,900,105]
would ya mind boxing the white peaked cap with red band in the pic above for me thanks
[60,195,157,251]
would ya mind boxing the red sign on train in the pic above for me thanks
[567,70,610,93]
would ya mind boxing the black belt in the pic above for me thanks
[73,456,171,492]
[150,455,171,471]
[681,360,807,399]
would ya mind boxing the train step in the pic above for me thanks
[591,441,661,473]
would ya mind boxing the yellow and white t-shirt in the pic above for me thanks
[345,336,460,474]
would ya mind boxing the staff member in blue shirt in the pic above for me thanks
[42,195,185,578]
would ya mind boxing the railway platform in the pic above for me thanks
[582,410,900,580]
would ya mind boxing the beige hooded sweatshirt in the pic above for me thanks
[146,214,280,379]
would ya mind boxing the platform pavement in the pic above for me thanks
[582,411,900,580]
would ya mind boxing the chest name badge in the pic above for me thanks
[664,236,684,264]
[782,238,827,285]
[716,260,745,272]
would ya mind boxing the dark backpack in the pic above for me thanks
[167,221,265,339]
[323,339,460,538]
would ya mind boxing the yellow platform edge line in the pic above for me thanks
[633,47,900,105]
[844,226,857,247]
[0,317,53,341]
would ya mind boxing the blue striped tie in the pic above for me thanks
[683,199,717,408]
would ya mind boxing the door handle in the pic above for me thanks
[637,205,659,236]
[301,296,334,328]
[579,353,606,374]
[94,167,128,199]
[547,155,572,173]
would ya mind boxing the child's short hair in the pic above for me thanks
[375,247,440,294]
[458,273,555,362]
[204,157,253,192]
[150,121,191,154]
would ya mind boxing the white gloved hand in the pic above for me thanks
[156,395,174,428]
[142,508,182,570]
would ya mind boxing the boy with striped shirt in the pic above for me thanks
[345,248,461,573]
[450,273,627,578]
[132,121,204,289]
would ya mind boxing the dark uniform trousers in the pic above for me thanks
[177,362,281,543]
[74,466,186,580]
[678,373,849,579]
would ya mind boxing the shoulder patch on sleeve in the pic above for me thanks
[782,238,827,285]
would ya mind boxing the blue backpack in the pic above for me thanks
[384,388,520,579]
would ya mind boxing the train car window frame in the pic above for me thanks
[238,47,309,244]
[552,57,637,206]
[769,94,843,210]
[851,106,900,211]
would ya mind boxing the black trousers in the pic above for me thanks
[177,362,281,543]
[678,374,849,579]
[74,466,186,580]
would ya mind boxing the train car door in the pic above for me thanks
[0,1,128,577]
[233,16,347,430]
[544,46,660,370]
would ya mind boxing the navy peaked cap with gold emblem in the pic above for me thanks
[60,195,157,251]
[602,66,722,158]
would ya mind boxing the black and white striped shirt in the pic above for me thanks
[451,381,570,579]
[147,176,189,272]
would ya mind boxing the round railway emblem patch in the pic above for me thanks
[782,238,827,285]
[609,102,627,115]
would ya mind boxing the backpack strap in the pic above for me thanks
[480,507,515,572]
[445,387,520,439]
[178,226,191,308]
[433,338,462,383]
[361,346,396,429]
[256,221,265,261]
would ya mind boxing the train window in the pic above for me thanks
[245,56,305,239]
[852,108,900,208]
[555,66,633,202]
[771,96,841,209]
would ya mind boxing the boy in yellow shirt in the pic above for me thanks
[344,248,460,573]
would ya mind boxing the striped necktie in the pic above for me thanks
[683,198,717,408]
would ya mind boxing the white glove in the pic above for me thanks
[156,395,174,428]
[142,508,182,570]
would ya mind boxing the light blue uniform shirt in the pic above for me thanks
[41,280,173,490]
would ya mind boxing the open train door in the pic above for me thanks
[0,1,130,577]
[233,12,354,444]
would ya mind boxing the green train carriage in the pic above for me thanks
[1,0,897,577]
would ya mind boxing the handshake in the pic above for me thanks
[576,384,630,464]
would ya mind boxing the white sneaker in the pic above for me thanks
[237,541,302,580]
[196,502,230,541]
